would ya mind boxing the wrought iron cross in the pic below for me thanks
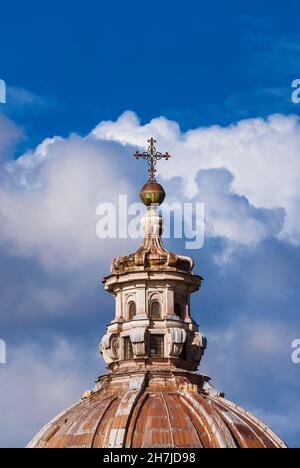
[134,138,171,182]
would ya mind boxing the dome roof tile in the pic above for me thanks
[28,373,286,449]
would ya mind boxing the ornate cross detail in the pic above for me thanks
[134,138,171,182]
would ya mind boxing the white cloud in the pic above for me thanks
[1,111,299,448]
[93,111,300,246]
[0,132,135,270]
[7,87,51,106]
[191,169,284,249]
[3,87,57,118]
[0,111,299,270]
[0,114,23,160]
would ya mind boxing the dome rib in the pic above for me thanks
[94,397,121,448]
[210,399,266,449]
[161,393,175,447]
[66,399,106,448]
[209,397,287,449]
[91,397,119,448]
[163,394,204,448]
[125,393,150,448]
[179,392,237,448]
[176,394,218,448]
[133,393,174,448]
[58,395,117,448]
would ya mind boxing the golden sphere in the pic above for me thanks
[140,182,166,206]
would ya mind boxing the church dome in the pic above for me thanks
[28,372,286,449]
[28,139,287,449]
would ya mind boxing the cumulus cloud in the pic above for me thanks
[0,110,299,271]
[93,111,300,246]
[191,169,284,249]
[0,111,299,447]
[0,131,136,270]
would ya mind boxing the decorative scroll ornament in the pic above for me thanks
[189,332,207,363]
[168,328,187,358]
[99,333,120,364]
[130,327,147,357]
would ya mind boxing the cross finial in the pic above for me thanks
[134,138,171,182]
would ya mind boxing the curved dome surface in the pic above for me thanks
[28,373,286,449]
[28,140,287,450]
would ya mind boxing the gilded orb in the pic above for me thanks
[140,182,166,206]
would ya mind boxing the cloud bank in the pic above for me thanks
[1,110,300,271]
[94,111,300,246]
[0,110,300,447]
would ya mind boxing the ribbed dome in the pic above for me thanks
[28,139,287,450]
[28,372,286,449]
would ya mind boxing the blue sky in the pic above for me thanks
[0,0,300,448]
[1,1,300,138]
